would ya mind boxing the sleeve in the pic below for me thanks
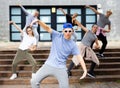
[108,21,111,25]
[51,30,61,40]
[71,44,80,55]
[21,6,30,15]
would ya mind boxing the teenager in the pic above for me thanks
[19,4,39,44]
[68,20,100,78]
[9,21,37,80]
[30,19,87,88]
[59,8,79,42]
[86,5,112,57]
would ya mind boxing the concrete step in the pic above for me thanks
[0,75,120,85]
[0,57,120,65]
[0,62,120,72]
[0,68,120,77]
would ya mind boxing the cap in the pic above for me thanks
[63,23,73,29]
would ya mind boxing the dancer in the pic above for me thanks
[9,21,37,80]
[68,21,100,78]
[86,5,112,57]
[31,19,87,88]
[59,8,79,42]
[19,4,39,44]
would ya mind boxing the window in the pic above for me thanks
[10,6,97,41]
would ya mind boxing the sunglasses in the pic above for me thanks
[64,30,72,33]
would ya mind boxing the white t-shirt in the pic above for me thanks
[19,32,37,50]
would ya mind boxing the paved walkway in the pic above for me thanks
[0,82,120,88]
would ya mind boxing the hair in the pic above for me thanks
[26,26,34,36]
[92,24,97,28]
[107,10,112,15]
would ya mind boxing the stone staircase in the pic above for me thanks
[0,48,120,85]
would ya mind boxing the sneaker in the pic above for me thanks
[96,53,104,57]
[10,74,17,80]
[32,73,36,78]
[87,72,96,78]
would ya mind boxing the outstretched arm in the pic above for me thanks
[75,20,88,32]
[85,5,100,15]
[32,19,52,33]
[19,4,29,15]
[76,54,87,79]
[9,21,23,34]
[58,8,67,16]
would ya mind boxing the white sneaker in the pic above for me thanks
[10,74,17,80]
[32,73,36,78]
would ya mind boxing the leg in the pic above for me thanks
[88,61,96,78]
[31,64,54,88]
[25,51,37,73]
[12,49,25,73]
[97,34,107,55]
[10,49,25,80]
[67,61,74,76]
[54,68,69,88]
[99,36,107,54]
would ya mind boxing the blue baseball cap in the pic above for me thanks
[63,23,73,29]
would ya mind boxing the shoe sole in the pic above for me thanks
[87,73,96,78]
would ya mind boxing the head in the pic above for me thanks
[72,13,78,18]
[91,24,98,33]
[33,10,39,17]
[62,23,73,40]
[106,10,112,17]
[26,26,34,36]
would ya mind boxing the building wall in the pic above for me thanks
[0,0,119,41]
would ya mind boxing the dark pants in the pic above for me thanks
[97,33,107,54]
[68,61,96,74]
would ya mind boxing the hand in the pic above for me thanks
[9,21,14,24]
[18,4,22,7]
[94,45,100,49]
[80,71,87,80]
[58,8,63,10]
[32,19,39,24]
[85,5,90,8]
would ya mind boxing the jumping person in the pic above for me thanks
[30,19,87,88]
[19,4,39,44]
[86,5,112,57]
[59,8,79,42]
[68,21,100,78]
[9,21,37,80]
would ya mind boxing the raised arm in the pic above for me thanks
[9,21,23,34]
[32,19,52,33]
[85,5,100,15]
[58,8,67,16]
[19,4,29,15]
[76,54,87,79]
[75,20,88,32]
